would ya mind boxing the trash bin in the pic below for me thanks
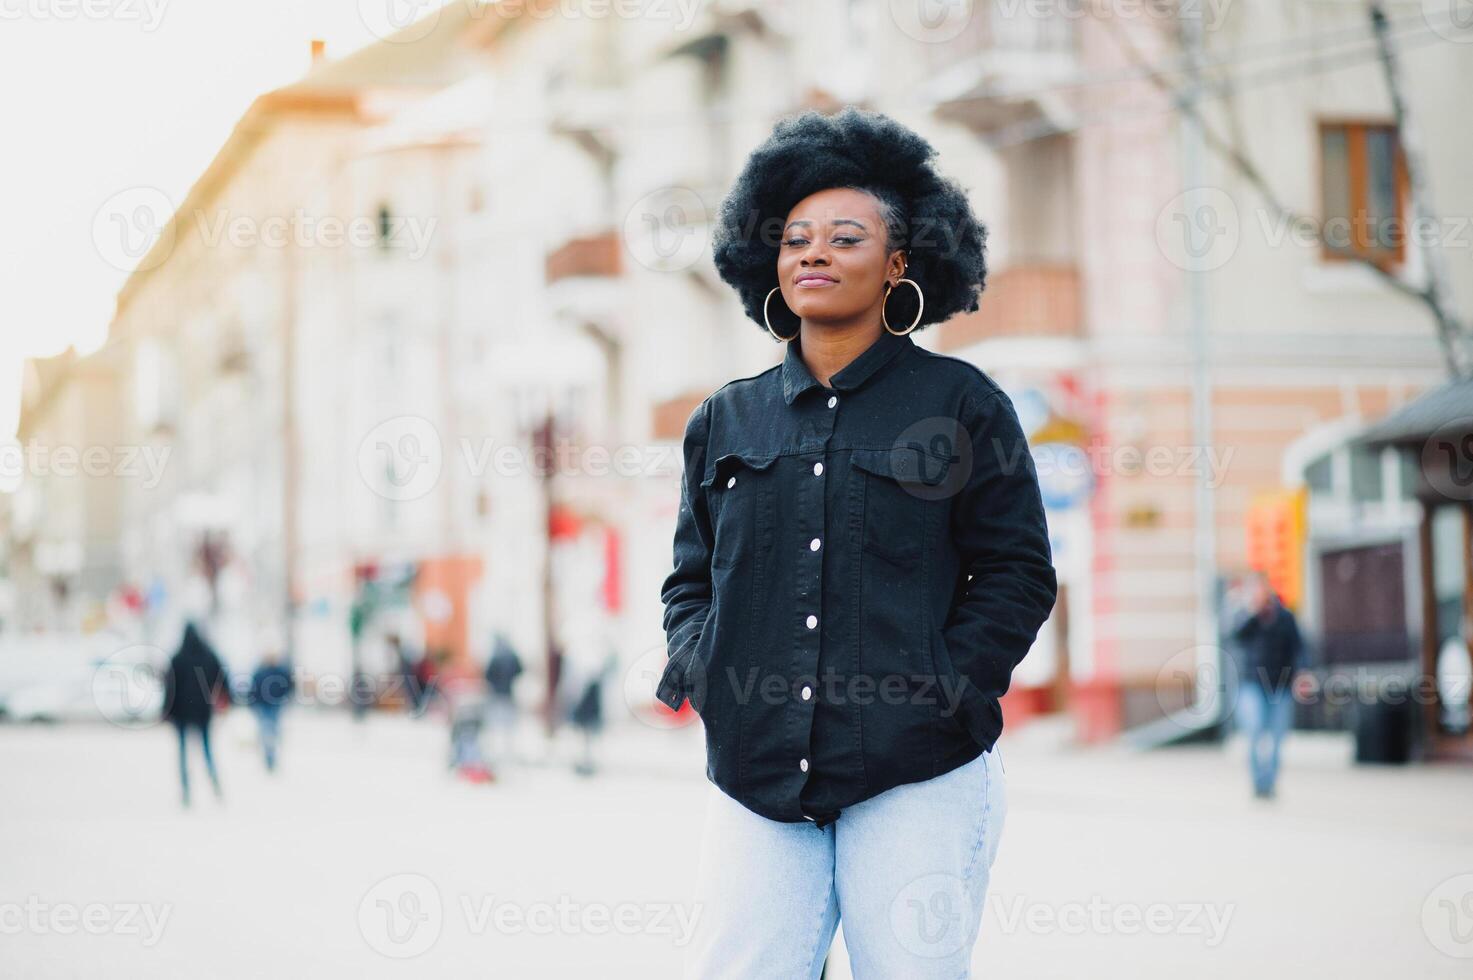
[1353,681,1416,764]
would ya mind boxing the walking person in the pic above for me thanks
[163,620,232,808]
[482,631,524,766]
[248,646,294,773]
[657,108,1058,978]
[1228,570,1309,799]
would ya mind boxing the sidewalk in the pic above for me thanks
[0,710,1468,977]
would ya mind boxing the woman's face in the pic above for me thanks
[777,187,905,330]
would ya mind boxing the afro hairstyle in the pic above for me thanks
[711,106,988,336]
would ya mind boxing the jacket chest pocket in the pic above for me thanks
[849,446,953,567]
[703,451,779,568]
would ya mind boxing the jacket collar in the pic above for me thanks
[780,327,913,405]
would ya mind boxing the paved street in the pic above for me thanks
[2,709,1470,978]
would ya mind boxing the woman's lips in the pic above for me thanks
[796,276,837,287]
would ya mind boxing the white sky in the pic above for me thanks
[0,0,455,440]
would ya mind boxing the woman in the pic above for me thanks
[657,108,1058,978]
[162,620,230,807]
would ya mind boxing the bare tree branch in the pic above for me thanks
[1091,0,1471,377]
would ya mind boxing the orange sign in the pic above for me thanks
[1245,486,1307,610]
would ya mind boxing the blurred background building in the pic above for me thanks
[2,0,1470,758]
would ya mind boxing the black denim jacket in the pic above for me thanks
[657,327,1057,827]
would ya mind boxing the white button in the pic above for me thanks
[799,758,809,772]
[809,537,821,551]
[813,462,823,476]
[806,614,817,629]
[726,475,736,488]
[827,395,837,408]
[801,685,812,700]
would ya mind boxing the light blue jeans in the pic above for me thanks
[1236,682,1294,794]
[681,745,1006,979]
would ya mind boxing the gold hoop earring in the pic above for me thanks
[764,286,799,342]
[882,278,924,336]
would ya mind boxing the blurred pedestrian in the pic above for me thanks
[412,646,441,715]
[386,633,421,713]
[1436,633,1471,735]
[564,644,615,778]
[482,631,524,766]
[162,620,231,808]
[434,657,494,783]
[248,647,294,773]
[1229,570,1309,799]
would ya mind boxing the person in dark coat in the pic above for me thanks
[1229,571,1309,799]
[162,621,231,807]
[248,648,294,772]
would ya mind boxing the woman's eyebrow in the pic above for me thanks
[784,218,869,233]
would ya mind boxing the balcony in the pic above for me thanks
[918,2,1078,140]
[652,390,708,442]
[936,262,1081,350]
[545,230,622,284]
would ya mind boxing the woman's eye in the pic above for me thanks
[833,236,859,245]
[783,237,807,247]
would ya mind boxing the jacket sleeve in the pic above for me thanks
[656,399,715,703]
[942,386,1059,701]
[1286,609,1309,672]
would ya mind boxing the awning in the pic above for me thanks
[1354,377,1473,448]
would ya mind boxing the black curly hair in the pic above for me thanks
[712,106,988,336]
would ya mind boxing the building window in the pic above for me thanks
[1318,121,1407,270]
[1305,452,1333,494]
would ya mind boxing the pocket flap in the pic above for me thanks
[849,446,952,486]
[701,451,779,488]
